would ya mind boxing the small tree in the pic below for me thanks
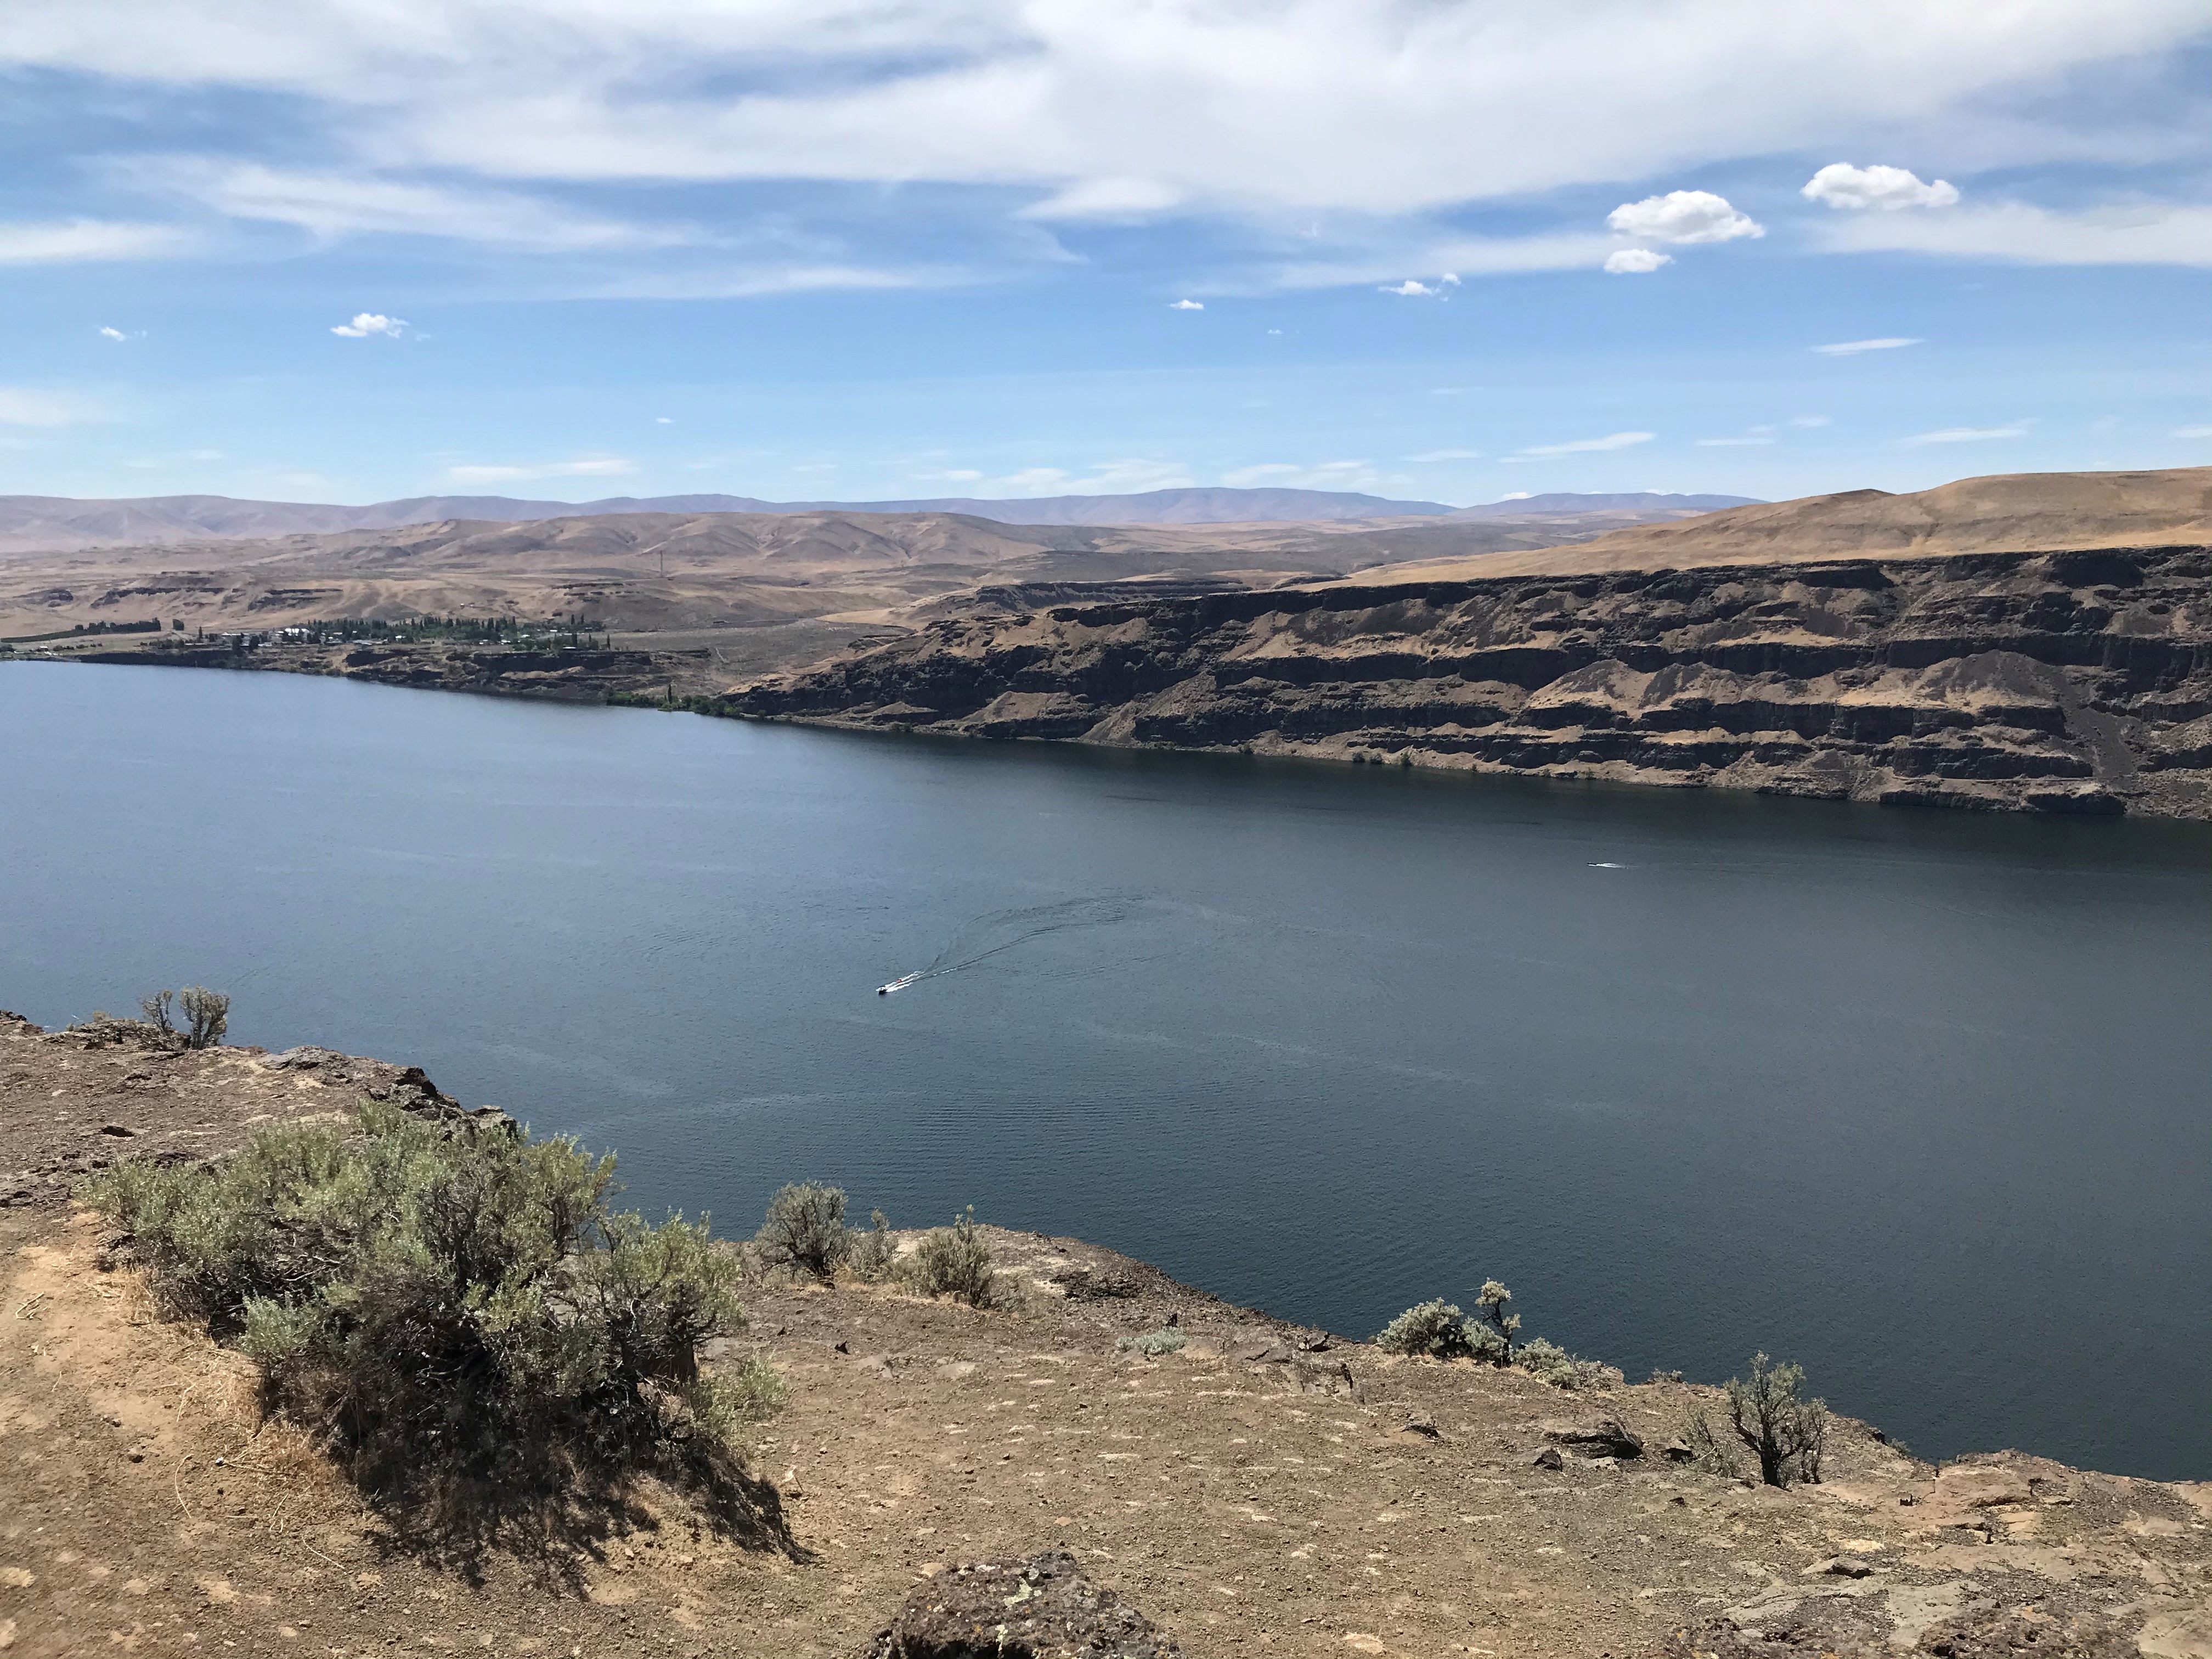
[1726,1352,1829,1488]
[754,1182,849,1283]
[139,989,176,1039]
[1475,1280,1519,1366]
[903,1206,996,1306]
[178,985,228,1049]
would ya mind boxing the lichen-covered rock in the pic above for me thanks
[862,1548,1181,1658]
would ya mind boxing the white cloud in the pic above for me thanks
[1022,177,1186,221]
[0,219,194,264]
[1169,297,1204,309]
[1788,414,1832,427]
[1696,435,1776,445]
[21,1,2193,225]
[1606,190,1763,245]
[1802,163,1960,210]
[2169,424,2212,437]
[1407,448,1485,462]
[1218,459,1385,490]
[940,458,1197,497]
[1270,233,1617,290]
[447,455,636,482]
[1604,247,1673,274]
[1810,201,2212,267]
[1813,336,1923,355]
[98,325,132,341]
[1381,279,1443,296]
[1900,424,2030,444]
[1509,431,1657,459]
[654,416,673,424]
[332,312,407,337]
[119,159,696,251]
[0,387,95,425]
[589,263,970,299]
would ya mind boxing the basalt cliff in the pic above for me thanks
[730,542,2212,819]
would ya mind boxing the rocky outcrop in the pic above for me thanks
[862,1548,1182,1658]
[729,544,2212,818]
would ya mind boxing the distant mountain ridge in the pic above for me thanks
[0,486,1760,551]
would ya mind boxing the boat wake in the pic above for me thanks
[874,896,1146,996]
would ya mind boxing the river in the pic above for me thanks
[4,660,2208,1479]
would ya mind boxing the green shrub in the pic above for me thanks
[85,1102,777,1539]
[847,1208,899,1281]
[1725,1353,1829,1488]
[1116,1326,1187,1357]
[1374,1299,1477,1358]
[902,1206,997,1306]
[1513,1336,1621,1392]
[754,1181,849,1283]
[178,985,229,1049]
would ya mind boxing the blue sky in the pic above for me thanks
[3,1,2210,508]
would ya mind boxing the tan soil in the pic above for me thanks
[3,1014,2207,1658]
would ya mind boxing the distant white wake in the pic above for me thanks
[874,896,1144,995]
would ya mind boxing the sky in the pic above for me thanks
[2,0,2210,510]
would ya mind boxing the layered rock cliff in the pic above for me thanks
[730,544,2212,819]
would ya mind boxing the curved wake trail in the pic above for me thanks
[877,896,1144,995]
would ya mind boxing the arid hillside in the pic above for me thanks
[3,1010,2208,1658]
[1373,466,2212,582]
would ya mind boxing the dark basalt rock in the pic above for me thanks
[861,1547,1181,1658]
[729,544,2212,819]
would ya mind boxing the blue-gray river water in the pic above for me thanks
[4,661,2208,1478]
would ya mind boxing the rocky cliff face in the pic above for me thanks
[731,545,2212,819]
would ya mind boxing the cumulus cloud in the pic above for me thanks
[1802,163,1960,210]
[98,325,131,341]
[332,312,407,337]
[1604,247,1673,274]
[1169,297,1204,309]
[1607,190,1763,245]
[1900,424,2029,444]
[1509,431,1657,459]
[1813,336,1923,354]
[1381,279,1444,296]
[447,455,635,482]
[0,219,193,264]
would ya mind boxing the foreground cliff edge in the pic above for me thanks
[3,1009,2207,1658]
[729,543,2212,821]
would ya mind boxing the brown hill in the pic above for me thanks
[1355,466,2212,583]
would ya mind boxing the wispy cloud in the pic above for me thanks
[1813,337,1923,355]
[1407,448,1485,462]
[0,219,193,265]
[98,325,136,341]
[1696,435,1776,446]
[1900,424,2030,445]
[1506,431,1656,461]
[447,456,636,483]
[0,387,97,425]
[1811,201,2212,267]
[1218,459,1389,491]
[2169,424,2212,438]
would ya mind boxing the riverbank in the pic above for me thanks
[4,1010,2207,1658]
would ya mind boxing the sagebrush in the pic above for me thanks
[1726,1352,1829,1487]
[754,1181,849,1283]
[87,1101,778,1536]
[902,1205,997,1306]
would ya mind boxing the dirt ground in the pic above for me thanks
[3,1013,2208,1658]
